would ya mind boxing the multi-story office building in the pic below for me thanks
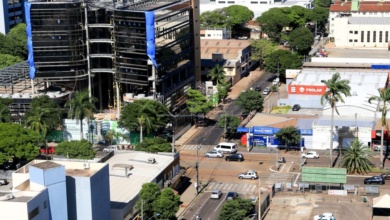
[0,0,25,34]
[25,0,201,124]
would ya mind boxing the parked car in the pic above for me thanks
[254,86,261,92]
[226,191,239,200]
[239,170,258,180]
[103,145,118,153]
[225,153,244,162]
[262,87,271,95]
[364,176,385,185]
[313,213,335,220]
[210,190,222,199]
[0,179,9,186]
[301,151,319,159]
[292,104,301,111]
[205,150,223,158]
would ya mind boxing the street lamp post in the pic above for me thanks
[196,145,200,194]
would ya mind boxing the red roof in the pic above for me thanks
[330,1,390,12]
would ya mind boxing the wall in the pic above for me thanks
[0,199,28,219]
[0,0,6,34]
[311,57,390,64]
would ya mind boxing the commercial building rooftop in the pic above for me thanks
[106,151,174,208]
[201,39,250,60]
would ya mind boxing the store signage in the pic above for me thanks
[289,85,327,95]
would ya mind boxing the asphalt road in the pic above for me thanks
[187,71,277,146]
[183,192,226,220]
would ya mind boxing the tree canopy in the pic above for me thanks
[218,198,253,220]
[288,27,314,54]
[0,123,43,164]
[256,8,290,42]
[264,50,302,80]
[134,137,173,153]
[275,126,301,150]
[0,98,12,123]
[186,88,213,115]
[236,90,264,115]
[0,23,27,63]
[339,139,373,174]
[216,115,241,140]
[136,183,161,218]
[200,5,254,28]
[250,39,277,65]
[0,54,23,68]
[153,188,181,219]
[119,99,169,135]
[55,140,95,159]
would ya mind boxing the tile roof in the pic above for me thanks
[330,1,352,12]
[330,1,390,12]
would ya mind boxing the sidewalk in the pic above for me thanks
[175,70,266,219]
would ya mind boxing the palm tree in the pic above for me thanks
[339,139,373,174]
[65,90,97,140]
[25,107,50,157]
[208,64,226,86]
[368,87,390,168]
[320,72,351,167]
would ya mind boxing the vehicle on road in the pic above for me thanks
[205,150,223,158]
[364,176,385,185]
[210,190,222,199]
[103,145,118,153]
[262,87,271,95]
[0,179,8,186]
[226,192,238,200]
[292,104,301,111]
[214,142,238,154]
[301,151,319,159]
[254,86,261,92]
[40,146,55,154]
[225,153,244,162]
[313,212,335,220]
[238,170,258,180]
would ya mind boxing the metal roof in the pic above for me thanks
[314,116,376,128]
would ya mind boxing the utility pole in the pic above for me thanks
[196,145,200,194]
[258,178,261,220]
[224,114,227,142]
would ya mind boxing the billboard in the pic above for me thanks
[289,85,327,95]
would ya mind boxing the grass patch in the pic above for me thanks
[370,167,387,173]
[270,106,291,114]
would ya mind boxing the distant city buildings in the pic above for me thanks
[0,0,25,34]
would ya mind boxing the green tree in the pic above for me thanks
[218,198,253,220]
[55,140,95,159]
[339,139,373,174]
[264,50,302,80]
[288,27,314,54]
[119,99,169,137]
[0,123,42,164]
[65,90,97,140]
[224,5,254,26]
[136,183,161,218]
[0,98,12,123]
[368,87,390,168]
[208,64,226,86]
[250,39,277,67]
[256,8,290,42]
[321,72,351,167]
[307,7,329,33]
[287,6,309,29]
[275,126,301,151]
[4,23,27,59]
[200,10,228,28]
[217,83,231,103]
[186,89,213,115]
[24,95,63,131]
[153,188,181,219]
[104,129,123,145]
[314,0,332,8]
[135,137,173,153]
[216,115,241,140]
[0,54,23,68]
[25,107,50,140]
[236,89,264,115]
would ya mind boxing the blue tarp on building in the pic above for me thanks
[24,2,35,79]
[145,11,158,67]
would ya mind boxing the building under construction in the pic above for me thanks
[23,0,200,130]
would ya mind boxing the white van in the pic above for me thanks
[214,142,238,154]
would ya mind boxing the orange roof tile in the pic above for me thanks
[330,1,352,12]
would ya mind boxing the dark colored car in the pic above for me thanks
[364,176,385,185]
[254,86,261,92]
[292,104,301,111]
[225,153,244,162]
[226,192,239,200]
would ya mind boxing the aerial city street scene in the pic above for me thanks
[0,0,390,219]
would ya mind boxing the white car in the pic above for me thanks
[262,87,271,95]
[313,213,335,220]
[210,190,222,199]
[205,150,223,158]
[103,145,118,153]
[301,151,319,159]
[238,170,258,180]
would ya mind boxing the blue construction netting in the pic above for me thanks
[371,64,390,69]
[145,11,158,68]
[24,2,35,79]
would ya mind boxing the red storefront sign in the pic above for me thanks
[288,85,327,95]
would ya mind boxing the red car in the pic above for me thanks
[40,146,55,154]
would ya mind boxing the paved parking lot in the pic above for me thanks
[265,192,372,220]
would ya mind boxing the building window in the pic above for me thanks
[227,1,234,3]
[361,31,364,42]
[218,1,225,2]
[354,31,358,34]
[380,31,383,43]
[251,1,258,3]
[367,31,370,43]
[373,31,376,42]
[44,201,48,209]
[349,39,353,42]
[354,39,358,42]
[386,31,389,42]
[349,30,353,34]
[29,207,39,219]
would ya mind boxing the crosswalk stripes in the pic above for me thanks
[181,144,214,151]
[206,182,257,194]
[265,173,294,185]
